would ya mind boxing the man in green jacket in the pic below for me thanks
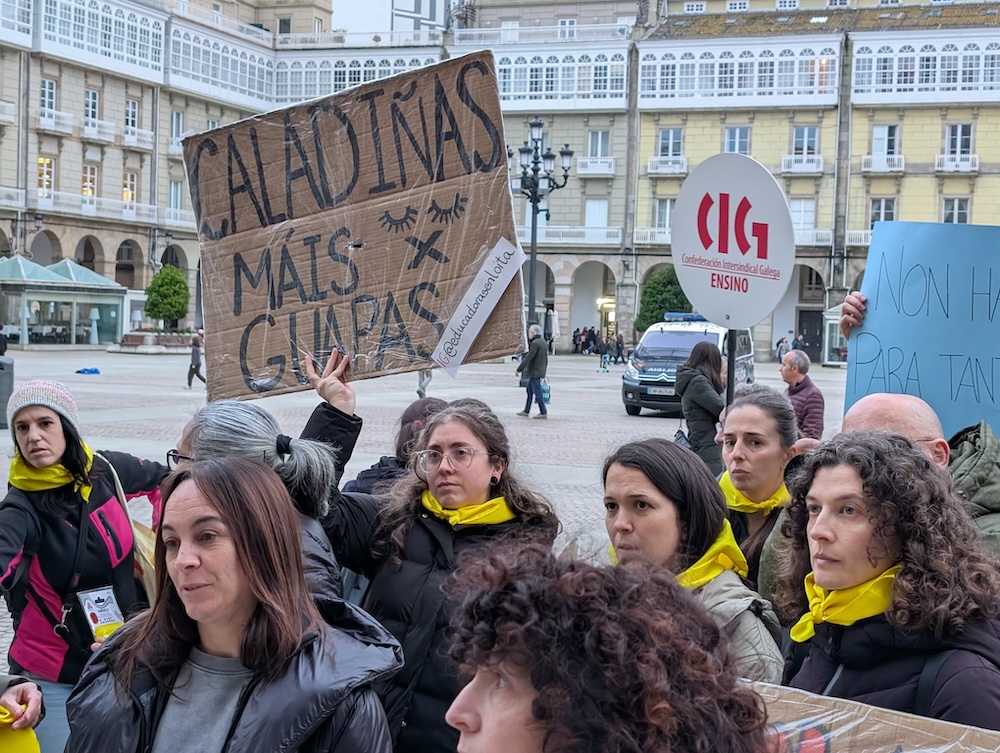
[516,323,549,419]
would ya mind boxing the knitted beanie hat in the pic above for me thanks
[6,380,79,430]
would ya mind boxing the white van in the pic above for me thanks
[621,313,755,416]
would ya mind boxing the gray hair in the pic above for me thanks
[184,400,338,517]
[527,323,543,338]
[785,349,810,375]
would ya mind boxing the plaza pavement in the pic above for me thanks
[0,348,848,671]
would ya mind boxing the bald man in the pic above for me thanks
[841,393,950,468]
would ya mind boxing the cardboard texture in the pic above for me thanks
[182,51,526,401]
[759,683,1000,752]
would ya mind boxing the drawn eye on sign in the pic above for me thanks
[184,52,527,401]
[379,206,418,234]
[428,193,470,224]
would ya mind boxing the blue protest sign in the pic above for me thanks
[846,221,1000,438]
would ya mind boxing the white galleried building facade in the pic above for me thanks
[1,0,999,358]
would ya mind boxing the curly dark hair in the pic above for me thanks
[375,401,559,562]
[774,431,1000,640]
[448,543,770,753]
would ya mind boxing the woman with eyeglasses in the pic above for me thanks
[310,353,560,753]
[0,380,169,752]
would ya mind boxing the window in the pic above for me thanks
[124,98,138,129]
[588,130,610,158]
[206,118,219,130]
[872,124,899,155]
[870,198,895,228]
[314,18,322,33]
[122,171,138,205]
[943,198,969,224]
[37,157,56,197]
[81,164,98,203]
[946,123,972,155]
[277,17,291,34]
[724,126,750,155]
[727,0,749,10]
[827,0,847,6]
[684,2,706,12]
[654,198,673,228]
[658,128,683,157]
[211,2,221,15]
[557,19,576,39]
[84,89,99,123]
[792,126,818,155]
[800,268,824,301]
[776,0,799,8]
[40,79,56,111]
[170,111,183,139]
[169,180,183,210]
[789,198,816,229]
[585,198,608,227]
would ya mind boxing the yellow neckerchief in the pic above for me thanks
[790,564,903,643]
[8,442,95,502]
[719,471,790,516]
[0,703,41,753]
[420,489,516,527]
[677,519,749,590]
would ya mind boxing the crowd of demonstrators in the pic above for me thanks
[675,342,726,476]
[0,380,169,752]
[308,352,560,753]
[515,323,548,419]
[602,439,783,682]
[774,432,1000,729]
[779,349,825,441]
[65,458,402,752]
[175,399,345,600]
[445,543,771,753]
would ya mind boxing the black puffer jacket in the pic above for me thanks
[785,615,1000,730]
[308,406,558,753]
[64,596,403,753]
[342,456,407,495]
[674,366,725,475]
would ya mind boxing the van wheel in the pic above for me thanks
[625,405,641,416]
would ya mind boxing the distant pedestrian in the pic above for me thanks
[791,333,808,351]
[416,369,433,399]
[614,333,625,364]
[572,328,581,354]
[775,337,790,361]
[516,324,548,419]
[780,350,825,440]
[186,334,206,389]
[599,337,611,372]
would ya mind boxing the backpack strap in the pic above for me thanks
[914,650,957,717]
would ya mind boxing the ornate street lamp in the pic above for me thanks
[508,117,573,327]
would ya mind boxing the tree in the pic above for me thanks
[145,265,190,329]
[634,266,692,333]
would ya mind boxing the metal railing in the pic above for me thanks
[275,29,442,49]
[846,230,872,246]
[861,154,905,173]
[647,156,688,175]
[781,154,824,173]
[794,228,834,246]
[31,190,156,222]
[575,157,615,176]
[516,225,623,245]
[454,23,630,46]
[169,0,272,44]
[935,154,979,172]
[633,227,671,245]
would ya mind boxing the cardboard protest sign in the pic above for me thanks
[845,221,1000,438]
[759,683,1000,752]
[182,51,526,401]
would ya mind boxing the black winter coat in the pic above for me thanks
[516,335,548,379]
[785,615,1000,730]
[342,456,407,495]
[64,596,403,753]
[675,366,725,475]
[309,406,558,753]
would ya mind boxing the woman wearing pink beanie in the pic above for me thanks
[0,379,169,752]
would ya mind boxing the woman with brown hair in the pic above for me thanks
[445,543,770,753]
[675,341,725,475]
[310,352,560,753]
[775,432,1000,729]
[64,458,402,753]
[720,384,800,588]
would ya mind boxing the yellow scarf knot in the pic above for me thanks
[677,519,749,590]
[720,471,790,516]
[420,490,515,527]
[8,442,95,502]
[790,564,903,643]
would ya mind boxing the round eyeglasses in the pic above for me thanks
[166,449,193,471]
[414,447,486,474]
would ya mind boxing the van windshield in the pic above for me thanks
[635,330,717,358]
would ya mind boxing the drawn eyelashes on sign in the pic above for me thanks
[380,206,418,234]
[428,194,469,225]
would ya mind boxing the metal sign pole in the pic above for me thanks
[726,328,737,407]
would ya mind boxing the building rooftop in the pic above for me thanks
[644,3,1000,40]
